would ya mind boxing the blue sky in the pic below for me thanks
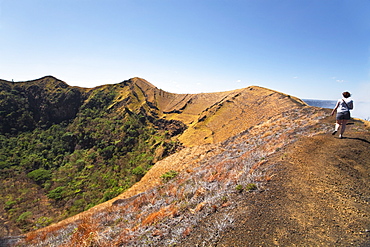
[1,0,369,118]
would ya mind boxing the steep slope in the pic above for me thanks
[0,77,186,236]
[119,78,308,147]
[1,77,369,246]
[178,87,306,147]
[2,76,306,237]
[0,76,85,134]
[12,116,368,247]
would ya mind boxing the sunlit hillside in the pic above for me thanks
[1,77,369,246]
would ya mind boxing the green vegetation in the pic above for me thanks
[34,216,53,228]
[0,77,184,233]
[16,211,32,223]
[235,184,243,192]
[245,183,257,191]
[27,168,52,185]
[161,170,179,183]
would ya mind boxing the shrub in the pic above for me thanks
[34,216,53,228]
[27,168,51,185]
[4,200,17,210]
[245,183,257,191]
[47,186,66,200]
[235,184,243,192]
[132,166,145,176]
[101,187,124,202]
[100,145,115,159]
[160,170,178,183]
[16,211,32,223]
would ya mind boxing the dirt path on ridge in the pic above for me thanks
[181,128,370,246]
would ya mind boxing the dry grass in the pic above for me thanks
[67,217,100,247]
[249,160,267,175]
[141,204,178,226]
[182,227,192,238]
[255,174,276,182]
[15,101,334,247]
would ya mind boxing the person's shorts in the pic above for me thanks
[336,111,350,120]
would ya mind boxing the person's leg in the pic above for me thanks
[335,120,341,131]
[332,120,341,135]
[339,120,348,138]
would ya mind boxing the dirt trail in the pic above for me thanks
[181,129,370,246]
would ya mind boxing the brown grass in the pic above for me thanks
[182,227,192,237]
[66,216,100,247]
[255,174,276,182]
[24,221,66,244]
[205,171,218,182]
[15,95,336,246]
[195,201,207,212]
[249,160,267,175]
[131,195,149,212]
[141,204,178,226]
[114,229,133,247]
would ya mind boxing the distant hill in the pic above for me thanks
[1,76,369,246]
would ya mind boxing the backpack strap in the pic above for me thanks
[342,99,350,111]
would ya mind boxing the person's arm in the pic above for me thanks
[331,101,340,116]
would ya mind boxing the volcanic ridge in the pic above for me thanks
[0,76,369,246]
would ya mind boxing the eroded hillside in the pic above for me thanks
[136,78,308,147]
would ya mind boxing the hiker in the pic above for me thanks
[331,91,354,139]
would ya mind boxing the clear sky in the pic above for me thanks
[1,0,369,118]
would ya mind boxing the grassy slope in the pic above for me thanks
[9,81,347,246]
[18,115,369,247]
[3,77,368,246]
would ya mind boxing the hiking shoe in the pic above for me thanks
[332,130,337,135]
